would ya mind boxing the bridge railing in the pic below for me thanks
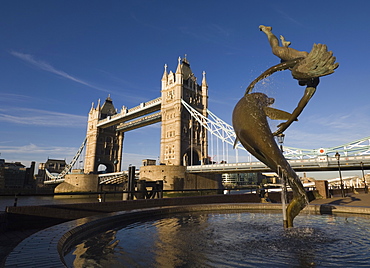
[116,112,161,132]
[186,154,370,173]
[127,97,162,113]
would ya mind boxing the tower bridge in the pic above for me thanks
[44,56,370,192]
[82,56,208,176]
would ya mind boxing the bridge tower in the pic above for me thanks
[84,96,123,173]
[160,57,208,166]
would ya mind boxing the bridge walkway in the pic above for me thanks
[310,192,370,207]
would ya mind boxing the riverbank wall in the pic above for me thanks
[4,194,260,230]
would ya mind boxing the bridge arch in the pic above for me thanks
[97,163,114,174]
[183,148,200,166]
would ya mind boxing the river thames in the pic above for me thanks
[0,194,124,211]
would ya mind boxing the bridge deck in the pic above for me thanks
[186,155,370,173]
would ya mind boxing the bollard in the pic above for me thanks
[14,194,18,207]
[156,180,164,198]
[127,165,136,200]
[136,180,146,199]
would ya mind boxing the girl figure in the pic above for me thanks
[259,25,308,62]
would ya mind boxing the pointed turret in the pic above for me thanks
[175,56,182,74]
[162,64,168,81]
[202,71,208,112]
[90,102,95,112]
[202,71,208,87]
[161,64,168,89]
[100,95,116,119]
[175,56,183,84]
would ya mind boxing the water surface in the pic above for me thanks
[65,211,370,267]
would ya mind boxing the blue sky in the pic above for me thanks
[1,0,370,179]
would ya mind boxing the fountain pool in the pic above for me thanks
[64,210,370,267]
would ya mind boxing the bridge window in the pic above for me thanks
[166,90,175,101]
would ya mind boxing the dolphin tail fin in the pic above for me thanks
[264,107,295,121]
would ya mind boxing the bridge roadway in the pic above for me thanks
[186,155,370,173]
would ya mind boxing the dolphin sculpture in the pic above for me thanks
[232,92,308,228]
[232,25,339,227]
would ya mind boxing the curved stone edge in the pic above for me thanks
[303,203,370,216]
[5,203,370,267]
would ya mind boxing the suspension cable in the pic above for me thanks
[45,137,87,181]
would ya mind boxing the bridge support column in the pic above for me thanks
[84,96,123,174]
[160,57,208,166]
[115,132,124,172]
[140,165,222,191]
[54,173,99,193]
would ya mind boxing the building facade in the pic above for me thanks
[36,158,67,187]
[0,159,35,190]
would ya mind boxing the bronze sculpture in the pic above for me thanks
[232,25,338,227]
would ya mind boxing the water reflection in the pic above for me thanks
[65,212,370,267]
[72,230,120,268]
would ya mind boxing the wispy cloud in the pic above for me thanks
[10,51,110,93]
[0,143,80,167]
[274,8,305,27]
[284,107,370,149]
[0,107,86,127]
[0,143,77,155]
[0,93,34,103]
[1,144,157,169]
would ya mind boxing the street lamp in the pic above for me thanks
[276,133,287,228]
[335,152,345,198]
[276,133,285,152]
[360,162,368,194]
